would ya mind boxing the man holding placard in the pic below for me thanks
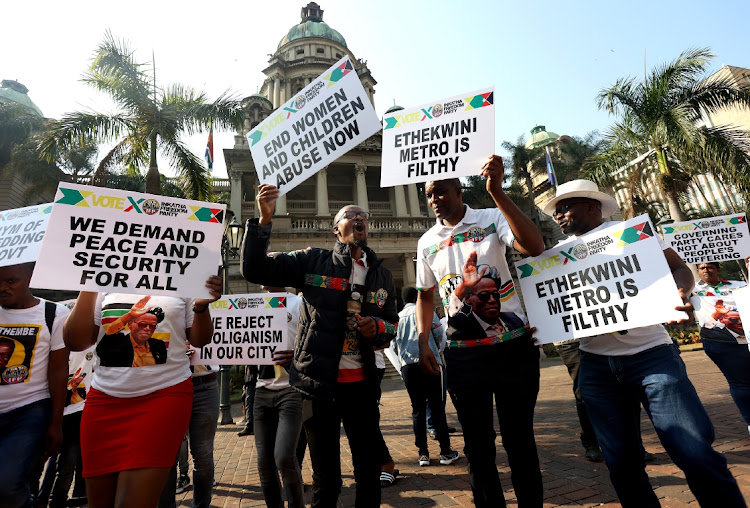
[691,262,750,433]
[241,184,398,508]
[415,156,545,508]
[544,179,745,508]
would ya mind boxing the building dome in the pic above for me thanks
[525,125,559,149]
[278,3,347,49]
[384,104,404,114]
[0,80,43,117]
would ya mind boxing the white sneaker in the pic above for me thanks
[439,450,460,465]
[418,454,430,466]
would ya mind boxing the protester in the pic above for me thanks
[62,275,221,507]
[0,262,69,508]
[159,355,220,508]
[238,365,256,437]
[241,184,398,508]
[393,287,459,468]
[415,156,545,508]
[250,285,304,508]
[40,343,96,508]
[544,179,746,507]
[691,261,750,433]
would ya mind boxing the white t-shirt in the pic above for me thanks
[417,205,528,326]
[92,293,194,398]
[0,300,69,413]
[257,293,302,390]
[560,221,673,356]
[64,345,96,415]
[691,279,748,345]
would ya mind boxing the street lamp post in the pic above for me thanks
[219,212,244,425]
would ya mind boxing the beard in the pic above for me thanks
[353,238,368,248]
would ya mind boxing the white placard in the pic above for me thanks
[31,183,224,298]
[192,293,290,365]
[0,203,52,267]
[247,56,381,197]
[381,87,494,187]
[662,213,750,265]
[515,215,685,344]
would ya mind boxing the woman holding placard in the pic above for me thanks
[62,275,221,508]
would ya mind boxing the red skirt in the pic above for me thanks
[80,378,193,477]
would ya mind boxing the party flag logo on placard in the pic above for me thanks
[265,297,287,308]
[323,59,353,87]
[464,91,494,110]
[56,187,92,207]
[188,207,224,223]
[611,222,653,247]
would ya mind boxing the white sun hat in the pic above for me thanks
[542,179,619,217]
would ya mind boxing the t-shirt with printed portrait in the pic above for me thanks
[0,300,69,413]
[92,293,194,398]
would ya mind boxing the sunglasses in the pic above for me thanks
[472,291,501,302]
[334,210,370,225]
[554,200,593,216]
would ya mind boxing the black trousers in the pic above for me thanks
[303,382,381,508]
[402,362,451,456]
[555,340,599,449]
[446,340,542,508]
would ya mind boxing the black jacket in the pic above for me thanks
[96,333,168,367]
[448,309,526,342]
[240,220,398,401]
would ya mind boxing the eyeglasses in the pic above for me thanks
[334,210,370,225]
[472,291,501,302]
[554,200,593,216]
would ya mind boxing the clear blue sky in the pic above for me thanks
[3,0,748,178]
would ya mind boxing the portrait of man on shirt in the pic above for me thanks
[96,306,168,368]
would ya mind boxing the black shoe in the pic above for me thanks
[237,427,254,436]
[68,496,88,507]
[447,426,457,433]
[584,446,604,462]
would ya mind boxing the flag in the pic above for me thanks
[205,125,214,172]
[545,146,557,187]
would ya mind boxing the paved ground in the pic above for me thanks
[176,350,750,507]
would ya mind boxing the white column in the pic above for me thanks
[273,77,281,108]
[316,167,330,216]
[285,80,292,102]
[267,80,275,107]
[355,163,369,209]
[407,184,421,216]
[229,171,243,221]
[394,186,407,216]
[402,254,416,287]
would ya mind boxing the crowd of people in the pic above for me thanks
[0,155,749,508]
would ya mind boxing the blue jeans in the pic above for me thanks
[254,386,304,508]
[0,398,51,508]
[703,339,750,426]
[580,344,745,508]
[160,377,219,508]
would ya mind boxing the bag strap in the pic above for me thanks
[44,300,57,335]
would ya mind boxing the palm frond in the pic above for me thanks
[161,139,213,201]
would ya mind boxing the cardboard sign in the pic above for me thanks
[0,203,52,267]
[31,183,224,298]
[662,213,750,265]
[381,87,494,187]
[515,215,685,344]
[192,293,290,365]
[247,56,381,197]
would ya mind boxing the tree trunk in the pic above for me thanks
[654,147,687,222]
[691,177,717,215]
[145,133,160,195]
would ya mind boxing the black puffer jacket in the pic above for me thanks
[240,220,398,401]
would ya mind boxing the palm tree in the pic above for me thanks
[501,136,544,227]
[40,31,244,200]
[593,47,750,222]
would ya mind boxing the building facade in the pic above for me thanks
[222,3,435,295]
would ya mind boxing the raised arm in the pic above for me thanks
[186,275,223,348]
[481,155,545,257]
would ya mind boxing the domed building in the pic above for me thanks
[223,3,433,294]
